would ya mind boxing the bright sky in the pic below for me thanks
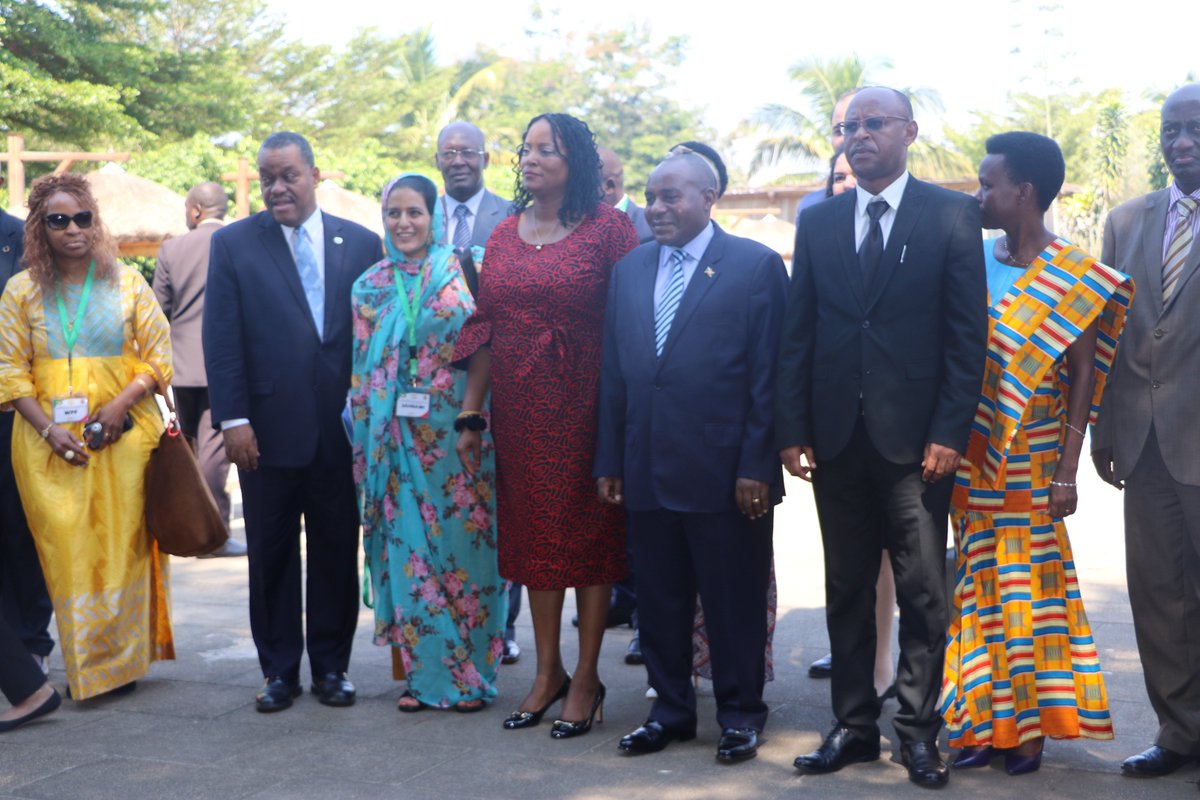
[266,0,1192,180]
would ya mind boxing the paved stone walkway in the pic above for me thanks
[1,468,1196,799]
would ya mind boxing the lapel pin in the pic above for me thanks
[1,245,8,253]
[333,236,343,245]
[704,266,715,278]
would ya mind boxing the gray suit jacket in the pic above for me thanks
[153,220,223,387]
[626,201,654,243]
[441,189,510,249]
[1094,188,1200,485]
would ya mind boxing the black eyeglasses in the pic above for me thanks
[45,212,94,230]
[437,148,485,163]
[834,116,911,136]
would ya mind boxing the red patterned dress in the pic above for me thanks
[453,203,639,590]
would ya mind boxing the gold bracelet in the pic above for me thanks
[1064,422,1086,437]
[134,375,152,396]
[456,410,484,420]
[39,421,54,439]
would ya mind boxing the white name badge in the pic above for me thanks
[395,391,431,419]
[52,395,89,424]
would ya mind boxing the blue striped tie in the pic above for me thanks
[655,248,687,356]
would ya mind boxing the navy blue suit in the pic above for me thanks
[596,224,787,733]
[203,209,380,681]
[0,210,53,660]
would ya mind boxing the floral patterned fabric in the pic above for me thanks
[349,244,505,708]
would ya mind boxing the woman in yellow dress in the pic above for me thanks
[0,173,174,700]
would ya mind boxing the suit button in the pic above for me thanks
[862,320,870,329]
[1154,328,1165,339]
[1152,380,1161,389]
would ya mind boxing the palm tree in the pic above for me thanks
[747,55,952,178]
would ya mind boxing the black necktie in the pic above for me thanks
[859,198,889,291]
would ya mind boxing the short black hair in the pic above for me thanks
[984,131,1065,211]
[386,174,437,216]
[672,140,728,197]
[824,145,848,199]
[512,113,602,226]
[260,131,315,168]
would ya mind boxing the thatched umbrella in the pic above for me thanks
[315,179,384,238]
[731,214,796,262]
[84,163,188,258]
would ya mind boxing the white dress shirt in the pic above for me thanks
[441,188,485,245]
[653,221,716,308]
[854,171,910,251]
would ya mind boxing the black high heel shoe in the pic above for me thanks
[549,681,605,739]
[502,675,571,730]
[1005,738,1044,775]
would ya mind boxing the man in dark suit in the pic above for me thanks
[434,119,523,664]
[600,146,654,243]
[0,188,54,676]
[777,87,987,787]
[436,121,509,250]
[596,153,788,764]
[153,182,245,558]
[203,132,381,712]
[1093,83,1200,778]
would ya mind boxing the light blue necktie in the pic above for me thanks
[654,248,687,356]
[292,226,324,339]
[452,203,472,251]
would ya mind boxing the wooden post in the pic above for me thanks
[221,157,253,219]
[7,135,24,211]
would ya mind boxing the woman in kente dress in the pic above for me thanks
[350,173,505,712]
[0,173,174,701]
[454,113,639,738]
[940,132,1133,775]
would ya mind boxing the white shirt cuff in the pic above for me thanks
[220,418,250,430]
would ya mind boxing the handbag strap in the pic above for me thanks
[144,363,181,437]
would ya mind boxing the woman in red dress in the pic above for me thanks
[454,113,639,738]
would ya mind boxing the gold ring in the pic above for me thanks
[63,450,75,461]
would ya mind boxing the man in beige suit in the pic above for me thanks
[1093,83,1200,778]
[153,182,246,558]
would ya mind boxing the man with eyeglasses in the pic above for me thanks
[435,121,510,252]
[433,120,521,665]
[777,86,986,787]
[1093,83,1200,779]
[0,176,55,680]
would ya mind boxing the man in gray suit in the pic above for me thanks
[0,182,54,673]
[153,182,246,558]
[435,121,509,250]
[434,120,521,664]
[599,146,654,243]
[1093,83,1200,778]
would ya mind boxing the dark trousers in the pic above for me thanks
[812,416,950,744]
[0,412,53,657]
[175,387,232,528]
[630,507,772,733]
[1125,427,1200,755]
[238,442,359,681]
[0,610,44,706]
[506,582,521,639]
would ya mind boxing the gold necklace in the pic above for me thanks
[530,212,558,251]
[999,235,1032,267]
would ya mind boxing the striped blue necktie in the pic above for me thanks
[655,248,687,356]
[292,226,324,340]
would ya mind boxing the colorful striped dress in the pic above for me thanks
[939,238,1133,748]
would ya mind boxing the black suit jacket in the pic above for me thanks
[596,225,788,512]
[202,210,381,468]
[775,177,986,464]
[0,210,24,444]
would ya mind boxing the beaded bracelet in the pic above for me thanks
[1049,480,1077,488]
[1064,422,1086,437]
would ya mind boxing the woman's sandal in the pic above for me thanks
[397,691,425,713]
[454,698,487,713]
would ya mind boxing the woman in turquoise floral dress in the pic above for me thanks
[349,173,505,712]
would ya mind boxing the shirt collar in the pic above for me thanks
[286,206,323,243]
[443,186,486,218]
[1168,181,1200,206]
[615,194,632,213]
[663,220,715,265]
[855,170,910,217]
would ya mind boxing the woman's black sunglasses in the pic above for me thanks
[45,212,94,230]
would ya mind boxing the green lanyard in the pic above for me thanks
[54,259,96,392]
[393,262,428,385]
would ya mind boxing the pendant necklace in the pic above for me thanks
[999,235,1032,268]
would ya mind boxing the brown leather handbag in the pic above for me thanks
[143,368,229,557]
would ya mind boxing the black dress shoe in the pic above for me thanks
[618,720,696,755]
[255,677,302,713]
[0,688,61,733]
[312,672,355,707]
[717,727,759,763]
[1121,745,1193,777]
[793,726,880,773]
[808,654,832,679]
[901,741,949,787]
[625,633,644,665]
